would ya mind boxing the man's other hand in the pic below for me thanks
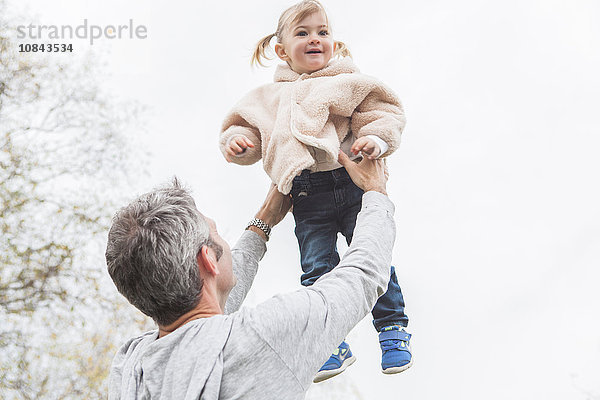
[338,151,388,195]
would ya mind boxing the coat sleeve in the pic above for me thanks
[350,81,406,158]
[220,96,264,166]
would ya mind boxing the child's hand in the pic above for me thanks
[351,137,381,160]
[226,135,255,162]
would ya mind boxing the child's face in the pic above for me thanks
[275,12,335,75]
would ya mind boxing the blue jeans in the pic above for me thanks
[290,167,409,332]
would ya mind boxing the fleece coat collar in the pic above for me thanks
[273,57,359,82]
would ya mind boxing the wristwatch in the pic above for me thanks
[246,218,271,241]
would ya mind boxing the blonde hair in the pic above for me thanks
[251,0,351,67]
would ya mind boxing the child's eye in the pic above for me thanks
[319,30,329,36]
[296,31,308,36]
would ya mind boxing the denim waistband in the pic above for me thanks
[291,167,352,196]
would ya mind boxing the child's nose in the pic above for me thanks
[308,35,320,44]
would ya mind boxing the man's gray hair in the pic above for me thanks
[105,178,222,326]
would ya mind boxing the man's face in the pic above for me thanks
[205,217,235,297]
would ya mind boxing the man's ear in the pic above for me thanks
[274,42,289,61]
[197,245,219,277]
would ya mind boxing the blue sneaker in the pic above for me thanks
[313,341,357,383]
[379,326,413,374]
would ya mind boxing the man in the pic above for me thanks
[105,152,397,399]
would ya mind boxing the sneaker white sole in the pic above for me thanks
[382,357,413,375]
[313,355,357,383]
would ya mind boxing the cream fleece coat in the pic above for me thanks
[220,57,406,194]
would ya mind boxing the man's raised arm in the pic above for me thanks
[224,185,292,314]
[301,151,395,350]
[245,152,397,387]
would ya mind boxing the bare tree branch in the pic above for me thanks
[0,1,151,397]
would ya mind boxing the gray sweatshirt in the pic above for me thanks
[108,191,396,399]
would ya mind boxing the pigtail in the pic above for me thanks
[334,40,352,59]
[251,33,276,67]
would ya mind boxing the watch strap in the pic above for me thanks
[246,218,271,241]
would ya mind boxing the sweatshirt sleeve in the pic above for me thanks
[350,82,406,158]
[246,192,396,388]
[224,230,267,314]
[220,93,264,166]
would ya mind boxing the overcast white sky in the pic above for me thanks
[13,0,600,398]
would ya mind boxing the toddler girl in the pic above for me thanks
[219,0,412,383]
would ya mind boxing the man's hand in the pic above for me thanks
[252,184,292,239]
[225,135,255,162]
[338,150,388,195]
[351,137,381,160]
